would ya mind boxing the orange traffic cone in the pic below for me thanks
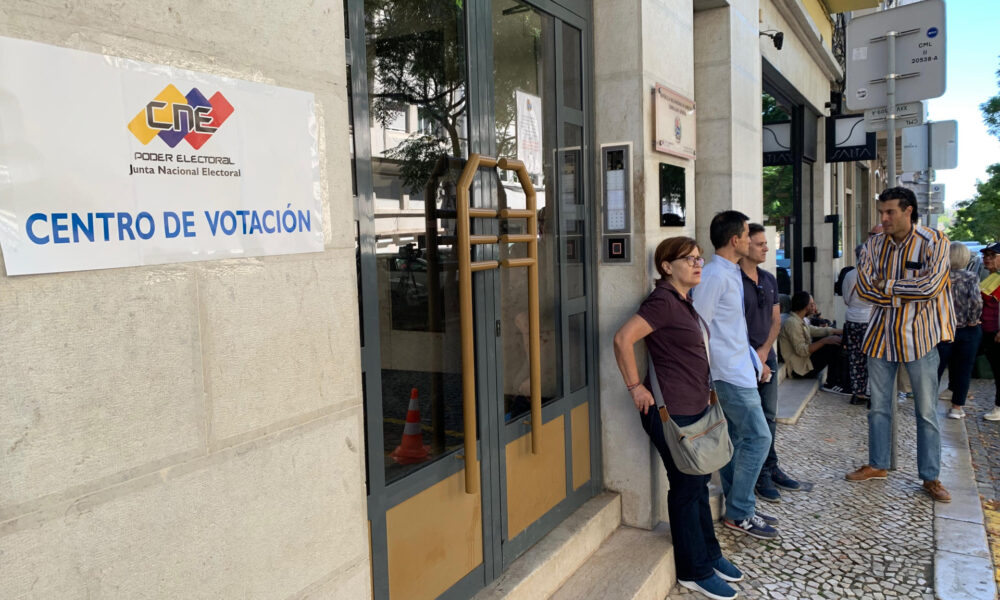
[390,388,430,465]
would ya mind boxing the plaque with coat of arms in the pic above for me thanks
[653,84,696,160]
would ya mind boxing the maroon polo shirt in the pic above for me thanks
[636,279,712,416]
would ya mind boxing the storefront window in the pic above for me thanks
[762,92,793,294]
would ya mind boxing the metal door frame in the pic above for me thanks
[347,0,600,597]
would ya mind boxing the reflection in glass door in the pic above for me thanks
[491,0,595,569]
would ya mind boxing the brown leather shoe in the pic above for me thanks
[845,465,888,481]
[923,480,951,503]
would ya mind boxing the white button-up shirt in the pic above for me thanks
[692,256,762,388]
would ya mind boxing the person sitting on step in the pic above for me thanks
[779,291,846,395]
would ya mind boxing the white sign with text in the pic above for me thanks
[0,36,322,276]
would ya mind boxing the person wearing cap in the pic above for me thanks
[980,242,1000,421]
[845,187,955,503]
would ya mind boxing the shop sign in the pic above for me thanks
[825,115,876,163]
[653,84,696,160]
[762,120,793,166]
[0,36,322,276]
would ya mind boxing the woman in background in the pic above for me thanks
[937,242,982,419]
[842,245,873,406]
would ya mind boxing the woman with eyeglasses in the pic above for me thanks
[613,237,742,600]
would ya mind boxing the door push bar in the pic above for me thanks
[456,154,541,495]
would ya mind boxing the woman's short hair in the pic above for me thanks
[654,236,701,279]
[790,290,812,312]
[949,241,971,271]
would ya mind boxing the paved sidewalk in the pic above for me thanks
[668,388,948,599]
[954,378,1000,594]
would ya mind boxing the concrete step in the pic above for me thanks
[550,523,674,600]
[472,492,621,600]
[775,375,820,425]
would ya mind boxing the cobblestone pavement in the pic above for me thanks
[961,379,1000,501]
[956,378,1000,593]
[668,389,936,599]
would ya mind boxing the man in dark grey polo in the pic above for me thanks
[740,223,802,503]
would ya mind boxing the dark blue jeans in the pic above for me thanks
[937,325,982,406]
[757,357,780,478]
[641,405,722,582]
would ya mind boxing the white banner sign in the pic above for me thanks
[0,36,322,276]
[515,90,543,176]
[514,90,543,175]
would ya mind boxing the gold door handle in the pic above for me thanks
[456,154,541,494]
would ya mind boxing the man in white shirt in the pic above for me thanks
[693,211,777,540]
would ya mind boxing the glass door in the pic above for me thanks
[488,0,595,568]
[349,0,596,597]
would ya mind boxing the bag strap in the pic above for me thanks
[649,314,715,423]
[648,355,671,422]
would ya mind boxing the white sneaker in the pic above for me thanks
[940,389,953,401]
[947,407,965,419]
[985,407,1000,421]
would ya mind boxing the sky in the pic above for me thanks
[925,0,1000,210]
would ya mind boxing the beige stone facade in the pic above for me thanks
[1,1,370,598]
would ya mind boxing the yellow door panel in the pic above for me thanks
[505,415,566,540]
[386,469,483,600]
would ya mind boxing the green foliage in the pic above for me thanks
[981,58,1000,141]
[762,93,790,125]
[365,0,467,193]
[949,58,1000,241]
[947,163,1000,242]
[761,93,792,229]
[762,165,793,228]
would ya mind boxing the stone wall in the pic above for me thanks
[0,2,371,598]
[594,0,699,529]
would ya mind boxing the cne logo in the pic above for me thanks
[128,84,234,149]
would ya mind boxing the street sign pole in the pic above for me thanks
[886,29,899,470]
[926,120,934,226]
[886,30,897,187]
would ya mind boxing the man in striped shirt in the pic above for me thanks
[845,187,955,503]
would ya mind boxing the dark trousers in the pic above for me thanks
[757,357,779,476]
[794,344,842,384]
[640,406,721,582]
[844,321,870,396]
[937,325,982,407]
[982,331,1000,406]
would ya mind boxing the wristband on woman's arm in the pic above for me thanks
[626,381,641,392]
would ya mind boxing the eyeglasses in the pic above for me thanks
[754,284,766,308]
[674,255,705,267]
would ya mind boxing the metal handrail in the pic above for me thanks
[455,153,541,494]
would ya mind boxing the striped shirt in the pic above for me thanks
[856,224,955,362]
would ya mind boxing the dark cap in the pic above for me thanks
[982,242,1000,254]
